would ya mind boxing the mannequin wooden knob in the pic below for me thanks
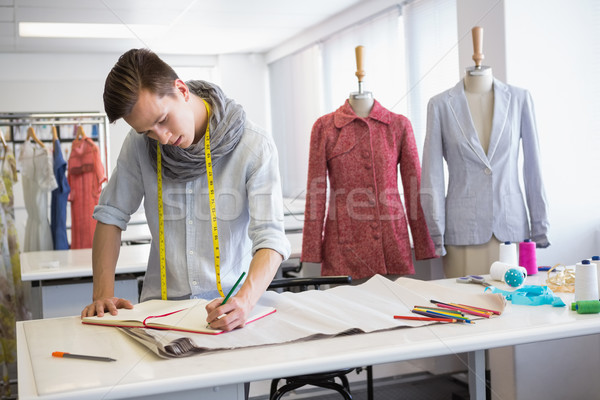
[355,45,365,82]
[471,26,484,67]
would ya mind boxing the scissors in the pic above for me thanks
[456,274,490,287]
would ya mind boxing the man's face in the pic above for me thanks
[125,80,198,149]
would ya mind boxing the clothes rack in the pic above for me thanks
[0,112,111,177]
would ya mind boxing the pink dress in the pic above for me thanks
[68,137,106,249]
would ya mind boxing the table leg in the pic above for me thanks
[29,281,43,319]
[468,349,486,400]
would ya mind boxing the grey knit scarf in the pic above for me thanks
[147,80,246,182]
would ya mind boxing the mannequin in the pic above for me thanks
[444,28,498,277]
[302,45,437,282]
[464,26,494,153]
[349,93,374,118]
[348,46,374,118]
[464,68,494,154]
[420,26,550,278]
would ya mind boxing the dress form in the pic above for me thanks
[305,45,437,283]
[464,68,494,154]
[348,46,374,118]
[444,27,499,278]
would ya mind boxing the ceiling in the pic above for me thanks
[0,0,362,55]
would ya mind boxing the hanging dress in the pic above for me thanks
[51,139,70,250]
[0,150,30,398]
[68,137,106,249]
[19,140,57,251]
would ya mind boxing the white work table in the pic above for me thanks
[21,244,150,318]
[17,274,600,400]
[21,244,150,281]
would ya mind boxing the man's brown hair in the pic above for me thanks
[103,48,179,123]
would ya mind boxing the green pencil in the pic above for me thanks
[221,271,246,305]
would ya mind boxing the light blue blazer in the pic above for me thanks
[420,79,549,256]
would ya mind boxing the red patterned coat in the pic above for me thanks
[302,100,436,279]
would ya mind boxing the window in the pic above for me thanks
[269,0,458,198]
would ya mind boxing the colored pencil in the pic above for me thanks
[454,303,500,315]
[413,307,465,318]
[431,299,498,317]
[433,302,491,318]
[412,309,462,321]
[394,315,457,323]
[414,306,464,315]
[421,309,474,324]
[221,271,246,305]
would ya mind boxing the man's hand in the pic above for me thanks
[205,296,251,332]
[204,248,283,331]
[81,297,133,318]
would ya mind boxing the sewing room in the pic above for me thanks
[1,0,598,399]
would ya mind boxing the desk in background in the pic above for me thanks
[21,232,302,319]
[17,275,600,400]
[21,244,150,319]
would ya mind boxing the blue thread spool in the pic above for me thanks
[504,268,525,287]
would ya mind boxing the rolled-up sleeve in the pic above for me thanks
[245,130,291,261]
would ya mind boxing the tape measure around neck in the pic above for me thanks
[202,99,224,297]
[156,99,224,300]
[157,141,167,300]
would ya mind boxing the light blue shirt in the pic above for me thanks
[94,120,290,301]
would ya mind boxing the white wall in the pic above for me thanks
[503,0,600,266]
[456,0,507,82]
[456,0,600,267]
[218,53,271,133]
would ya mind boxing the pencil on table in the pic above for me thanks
[394,315,457,323]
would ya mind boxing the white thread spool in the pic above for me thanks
[490,261,527,282]
[499,241,518,266]
[574,259,599,301]
[592,256,600,297]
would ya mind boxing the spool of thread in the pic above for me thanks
[490,261,528,282]
[591,256,600,296]
[519,239,537,276]
[574,259,599,302]
[499,241,518,265]
[504,268,526,288]
[571,300,600,314]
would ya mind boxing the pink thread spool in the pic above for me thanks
[519,239,537,276]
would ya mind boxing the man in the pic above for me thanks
[81,48,290,332]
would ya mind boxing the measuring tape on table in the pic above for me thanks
[156,98,224,300]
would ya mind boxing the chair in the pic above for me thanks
[267,276,374,400]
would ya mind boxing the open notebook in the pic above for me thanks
[82,299,276,335]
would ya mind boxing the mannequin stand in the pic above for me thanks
[443,236,501,278]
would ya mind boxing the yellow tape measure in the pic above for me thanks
[202,99,224,297]
[156,99,224,299]
[157,141,167,300]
